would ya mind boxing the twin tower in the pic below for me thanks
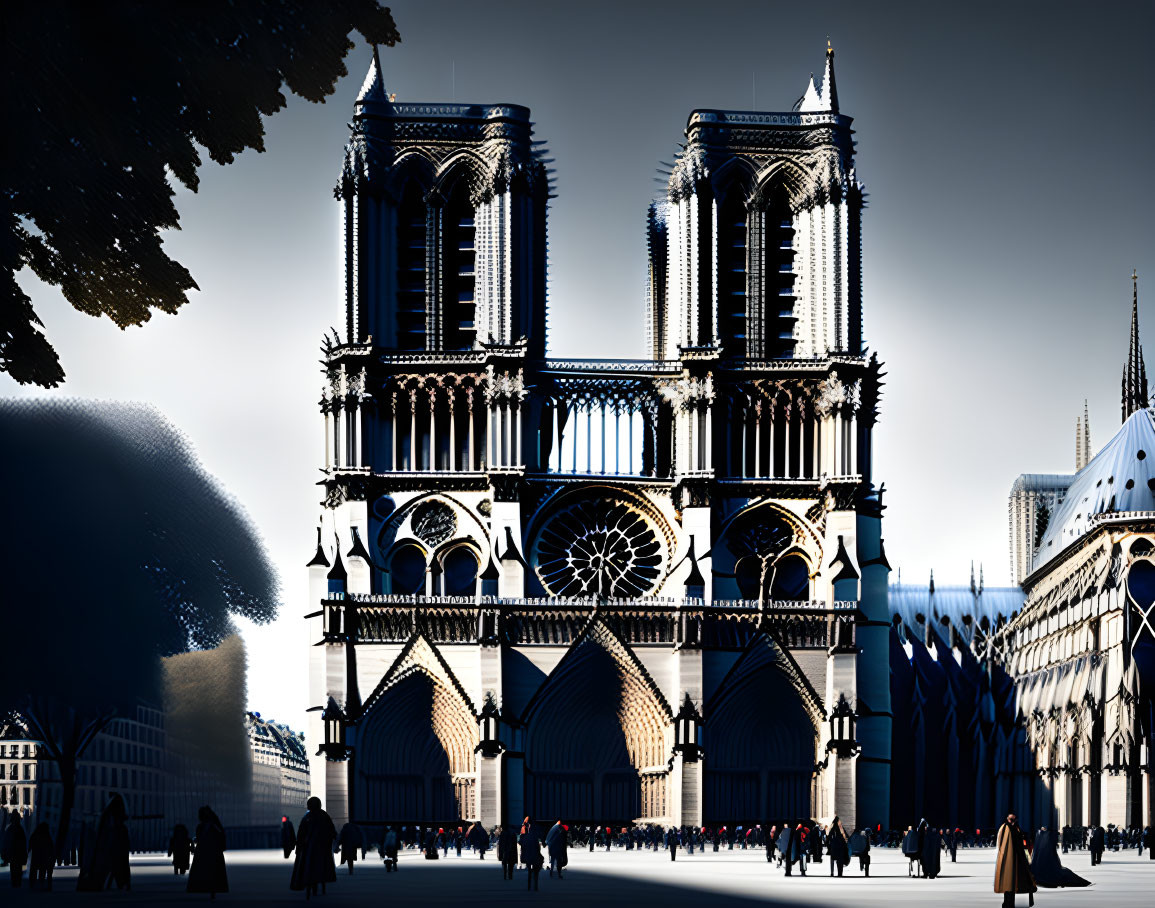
[307,45,891,833]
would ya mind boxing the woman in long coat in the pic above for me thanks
[995,814,1037,907]
[519,817,543,892]
[336,823,363,875]
[290,797,337,898]
[545,821,568,877]
[1030,827,1090,888]
[77,793,130,891]
[28,822,54,890]
[281,817,296,859]
[187,806,228,898]
[920,824,942,879]
[168,823,192,875]
[848,826,871,876]
[827,817,850,877]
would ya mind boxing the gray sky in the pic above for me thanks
[9,0,1153,725]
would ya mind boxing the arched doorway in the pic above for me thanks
[522,627,670,824]
[354,666,478,824]
[704,641,819,824]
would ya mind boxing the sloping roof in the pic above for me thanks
[1034,408,1155,572]
[1010,473,1073,494]
[889,583,1025,645]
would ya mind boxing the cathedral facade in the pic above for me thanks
[306,45,891,832]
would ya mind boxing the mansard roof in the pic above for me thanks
[1033,407,1155,575]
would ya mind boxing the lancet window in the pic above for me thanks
[396,182,428,350]
[442,179,477,350]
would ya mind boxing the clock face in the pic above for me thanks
[533,496,666,598]
[411,500,457,547]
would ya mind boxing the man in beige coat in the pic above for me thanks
[995,814,1036,907]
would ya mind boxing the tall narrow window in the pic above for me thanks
[442,181,477,350]
[765,191,796,358]
[716,193,748,356]
[396,183,427,350]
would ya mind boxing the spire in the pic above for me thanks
[306,525,330,568]
[327,535,347,582]
[1076,400,1091,470]
[820,39,839,113]
[1123,269,1148,422]
[969,561,976,595]
[799,74,823,112]
[356,44,389,106]
[928,568,935,595]
[978,563,984,595]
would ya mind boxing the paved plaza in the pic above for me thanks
[6,845,1153,907]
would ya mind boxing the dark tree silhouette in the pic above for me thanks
[0,399,280,855]
[1,1,400,386]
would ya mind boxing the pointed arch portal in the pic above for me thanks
[704,640,819,823]
[354,644,479,824]
[522,626,671,824]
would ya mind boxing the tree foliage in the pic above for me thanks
[0,399,279,847]
[2,1,400,386]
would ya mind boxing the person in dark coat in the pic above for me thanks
[921,824,942,879]
[290,797,337,898]
[545,821,568,878]
[766,824,778,863]
[281,817,296,859]
[77,793,130,891]
[336,823,362,875]
[519,818,543,892]
[28,822,54,890]
[808,822,823,864]
[1145,825,1155,860]
[497,825,517,880]
[901,825,920,875]
[848,826,871,876]
[168,823,192,875]
[1089,824,1105,865]
[994,814,1036,907]
[2,814,27,887]
[187,806,228,899]
[467,821,488,859]
[1030,827,1090,888]
[827,817,850,877]
[665,825,679,861]
[382,827,399,872]
[780,823,807,876]
[423,828,439,860]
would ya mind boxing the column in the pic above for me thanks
[390,392,398,471]
[428,389,437,471]
[768,399,776,477]
[324,409,332,470]
[409,389,417,471]
[467,388,476,470]
[785,404,794,478]
[448,389,457,471]
[753,400,762,478]
[503,400,512,468]
[704,399,712,471]
[515,400,523,468]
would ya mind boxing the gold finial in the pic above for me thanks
[827,36,833,53]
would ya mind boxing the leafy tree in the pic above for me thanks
[2,1,400,386]
[0,399,279,854]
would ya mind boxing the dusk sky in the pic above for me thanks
[10,0,1153,723]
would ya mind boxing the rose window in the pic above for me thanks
[534,497,666,598]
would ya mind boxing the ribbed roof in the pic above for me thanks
[889,583,1025,645]
[1034,408,1155,572]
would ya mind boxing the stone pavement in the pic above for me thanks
[5,845,1152,906]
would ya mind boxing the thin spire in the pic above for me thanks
[820,38,839,113]
[356,44,389,105]
[928,568,935,595]
[978,563,984,595]
[969,561,976,595]
[1123,269,1148,421]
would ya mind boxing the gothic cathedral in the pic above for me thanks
[307,44,891,832]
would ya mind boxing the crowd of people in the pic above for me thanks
[3,798,1154,900]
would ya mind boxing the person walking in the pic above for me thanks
[781,823,807,877]
[994,813,1036,908]
[336,823,362,875]
[1030,826,1090,888]
[281,817,296,859]
[187,806,228,900]
[1089,824,1105,865]
[545,820,568,879]
[921,823,942,880]
[848,826,871,876]
[1145,825,1155,860]
[2,813,27,888]
[827,816,850,877]
[497,824,517,880]
[519,817,543,892]
[467,820,489,859]
[666,825,679,861]
[168,823,192,876]
[382,826,399,873]
[290,797,337,899]
[28,822,54,890]
[77,792,131,892]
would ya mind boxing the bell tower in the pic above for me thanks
[336,46,550,356]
